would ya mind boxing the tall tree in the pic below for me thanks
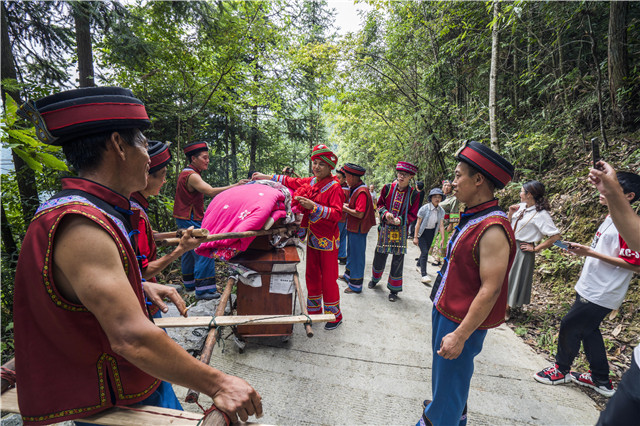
[72,1,95,87]
[608,1,629,128]
[489,0,500,151]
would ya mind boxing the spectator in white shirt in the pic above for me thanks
[506,181,561,318]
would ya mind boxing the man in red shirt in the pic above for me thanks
[340,163,376,294]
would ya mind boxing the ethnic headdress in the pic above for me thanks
[311,144,338,169]
[396,161,418,176]
[343,163,366,177]
[183,141,208,158]
[455,140,514,189]
[18,87,150,146]
[148,140,172,175]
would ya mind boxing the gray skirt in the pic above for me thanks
[507,241,536,308]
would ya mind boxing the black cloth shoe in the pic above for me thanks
[388,292,398,302]
[324,320,342,331]
[338,257,347,265]
[368,280,377,289]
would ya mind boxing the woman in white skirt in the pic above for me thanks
[506,180,561,319]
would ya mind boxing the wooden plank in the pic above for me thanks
[156,225,298,247]
[153,229,209,240]
[155,314,335,328]
[0,388,203,425]
[1,388,269,425]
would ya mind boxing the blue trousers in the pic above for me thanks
[176,218,216,293]
[344,231,367,292]
[338,221,348,259]
[419,308,487,426]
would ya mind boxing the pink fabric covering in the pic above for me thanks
[195,183,287,260]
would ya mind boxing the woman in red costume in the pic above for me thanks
[252,145,345,330]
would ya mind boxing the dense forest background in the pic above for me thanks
[1,0,639,393]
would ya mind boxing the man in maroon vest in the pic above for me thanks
[340,163,376,294]
[172,141,247,299]
[14,88,262,425]
[419,140,516,426]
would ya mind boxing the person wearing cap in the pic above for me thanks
[431,180,459,266]
[408,181,426,239]
[336,167,350,265]
[252,144,345,330]
[173,141,248,300]
[340,163,377,294]
[412,188,446,285]
[419,141,516,426]
[130,140,202,318]
[367,161,421,302]
[13,87,262,425]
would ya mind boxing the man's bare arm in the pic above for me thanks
[589,161,640,251]
[188,174,247,198]
[52,216,262,422]
[437,225,510,359]
[143,227,201,279]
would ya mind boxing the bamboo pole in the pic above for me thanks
[154,314,334,328]
[156,225,298,247]
[293,274,313,337]
[153,228,209,240]
[185,277,236,403]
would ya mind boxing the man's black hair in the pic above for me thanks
[62,128,140,173]
[336,169,346,178]
[617,171,640,203]
[462,161,495,192]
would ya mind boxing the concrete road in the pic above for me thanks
[173,229,600,425]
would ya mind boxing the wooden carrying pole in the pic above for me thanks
[185,277,236,403]
[156,225,298,247]
[293,274,313,337]
[153,228,209,240]
[154,314,335,328]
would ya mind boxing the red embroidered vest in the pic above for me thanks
[432,200,516,329]
[339,185,349,223]
[13,178,160,425]
[131,192,160,316]
[346,184,377,234]
[173,166,204,220]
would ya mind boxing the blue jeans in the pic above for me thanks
[419,308,486,426]
[176,218,216,293]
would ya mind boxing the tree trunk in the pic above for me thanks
[73,2,95,87]
[1,203,18,266]
[223,116,230,182]
[230,122,238,182]
[608,1,629,128]
[587,14,608,147]
[250,104,258,173]
[489,0,500,151]
[1,3,40,225]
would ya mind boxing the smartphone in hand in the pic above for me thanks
[591,137,603,170]
[553,240,570,250]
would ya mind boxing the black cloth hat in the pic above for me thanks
[148,140,172,175]
[183,141,208,158]
[455,140,514,189]
[18,87,150,145]
[342,163,366,177]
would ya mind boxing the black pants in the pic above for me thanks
[417,227,436,276]
[555,292,611,382]
[597,351,640,426]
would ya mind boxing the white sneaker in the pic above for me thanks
[421,276,431,285]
